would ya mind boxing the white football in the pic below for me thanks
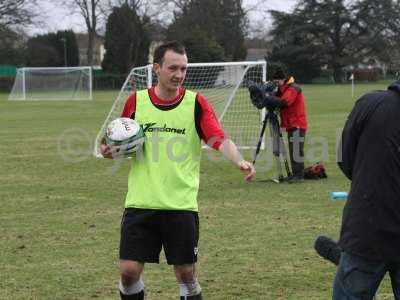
[106,118,140,141]
[105,118,144,156]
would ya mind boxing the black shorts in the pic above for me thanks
[119,208,199,265]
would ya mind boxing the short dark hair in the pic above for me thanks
[272,68,287,80]
[153,41,186,65]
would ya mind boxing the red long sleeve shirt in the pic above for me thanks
[121,87,226,150]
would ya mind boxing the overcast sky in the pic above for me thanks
[28,0,297,36]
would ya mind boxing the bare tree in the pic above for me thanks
[0,0,37,28]
[150,0,185,11]
[65,0,103,66]
[67,0,158,65]
[102,0,160,22]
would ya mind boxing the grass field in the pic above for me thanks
[0,83,396,300]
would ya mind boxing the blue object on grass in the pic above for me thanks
[330,191,348,201]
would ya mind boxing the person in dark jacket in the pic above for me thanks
[265,69,308,183]
[333,81,400,300]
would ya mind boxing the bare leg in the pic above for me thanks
[119,260,145,300]
[174,264,202,299]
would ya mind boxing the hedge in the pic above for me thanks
[0,73,129,92]
[0,77,15,92]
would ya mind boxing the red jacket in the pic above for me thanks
[278,77,308,130]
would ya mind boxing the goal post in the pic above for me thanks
[8,66,93,101]
[93,61,266,158]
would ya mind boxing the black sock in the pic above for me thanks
[120,290,144,300]
[180,293,202,300]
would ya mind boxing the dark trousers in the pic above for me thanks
[287,128,306,177]
[333,251,400,300]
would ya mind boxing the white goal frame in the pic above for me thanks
[93,61,266,158]
[8,66,93,101]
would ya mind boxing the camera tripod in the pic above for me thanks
[252,108,292,182]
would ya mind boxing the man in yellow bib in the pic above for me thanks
[101,41,255,300]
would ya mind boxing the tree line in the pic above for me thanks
[1,0,400,83]
[269,0,400,82]
[0,0,247,74]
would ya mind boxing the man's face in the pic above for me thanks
[154,50,188,92]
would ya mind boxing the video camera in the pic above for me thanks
[248,80,291,180]
[248,81,279,110]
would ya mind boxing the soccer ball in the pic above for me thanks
[106,118,144,157]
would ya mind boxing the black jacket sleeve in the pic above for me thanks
[338,92,386,180]
[338,107,360,180]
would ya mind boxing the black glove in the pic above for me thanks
[264,96,288,109]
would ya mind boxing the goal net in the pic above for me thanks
[8,67,93,101]
[93,61,266,157]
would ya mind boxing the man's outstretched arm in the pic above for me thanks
[218,139,256,181]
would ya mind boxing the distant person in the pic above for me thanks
[333,81,400,299]
[265,68,308,183]
[101,41,255,300]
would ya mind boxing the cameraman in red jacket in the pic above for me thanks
[265,69,308,183]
